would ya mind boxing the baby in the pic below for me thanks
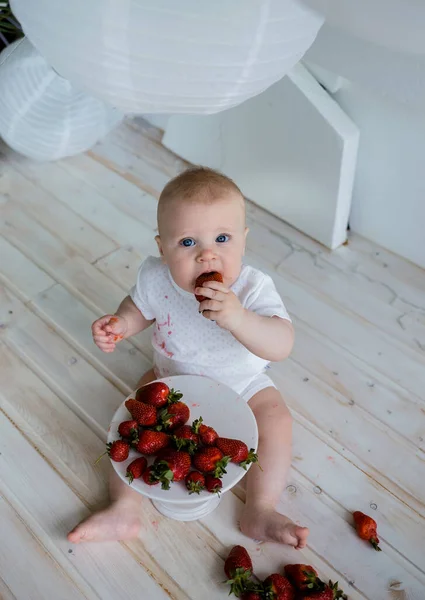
[68,167,309,549]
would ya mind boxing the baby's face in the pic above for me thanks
[156,193,248,293]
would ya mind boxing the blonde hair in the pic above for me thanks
[157,166,244,230]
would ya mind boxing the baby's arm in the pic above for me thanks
[114,295,154,337]
[196,277,294,362]
[92,295,154,353]
[231,312,294,362]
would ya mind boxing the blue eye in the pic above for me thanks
[216,234,229,243]
[180,238,195,247]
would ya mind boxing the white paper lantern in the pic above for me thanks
[0,38,123,161]
[10,0,324,114]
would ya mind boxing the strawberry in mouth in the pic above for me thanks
[195,271,223,302]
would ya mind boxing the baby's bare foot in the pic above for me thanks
[67,502,142,544]
[240,505,309,549]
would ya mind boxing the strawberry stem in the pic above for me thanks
[214,455,230,478]
[167,388,183,404]
[187,481,205,494]
[224,567,253,597]
[94,451,106,466]
[152,460,174,490]
[239,449,259,470]
[158,408,172,429]
[301,569,324,592]
[370,537,382,551]
[328,580,348,600]
[192,416,203,434]
[172,436,197,454]
[94,442,112,465]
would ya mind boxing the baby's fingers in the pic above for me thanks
[92,314,115,335]
[199,299,221,313]
[200,281,229,293]
[96,340,116,353]
[103,316,121,332]
[93,333,112,344]
[195,287,226,302]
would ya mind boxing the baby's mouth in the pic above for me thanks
[194,271,224,287]
[199,270,217,277]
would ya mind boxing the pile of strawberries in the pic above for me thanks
[224,546,347,600]
[224,512,383,600]
[103,381,259,495]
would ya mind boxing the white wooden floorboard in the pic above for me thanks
[0,343,109,508]
[0,494,89,600]
[5,159,158,260]
[0,168,118,264]
[247,201,425,320]
[0,236,55,302]
[0,347,243,600]
[0,412,171,600]
[1,118,424,600]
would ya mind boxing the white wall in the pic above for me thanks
[303,0,425,56]
[162,64,358,250]
[296,2,425,268]
[305,23,425,109]
[333,82,425,269]
[146,81,425,269]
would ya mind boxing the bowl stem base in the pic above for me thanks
[151,495,221,521]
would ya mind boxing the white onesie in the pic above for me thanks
[130,256,291,402]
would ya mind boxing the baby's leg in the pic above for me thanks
[67,368,156,544]
[239,387,309,549]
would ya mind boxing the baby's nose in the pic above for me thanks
[197,247,216,262]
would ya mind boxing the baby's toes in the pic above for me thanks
[294,526,309,548]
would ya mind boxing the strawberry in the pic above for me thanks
[142,465,160,486]
[152,449,192,489]
[205,474,223,495]
[263,574,295,600]
[172,424,199,453]
[284,564,321,592]
[193,446,230,478]
[118,419,139,442]
[96,440,130,463]
[159,401,190,431]
[154,447,175,462]
[216,437,259,469]
[224,545,253,597]
[241,592,263,600]
[185,471,206,494]
[192,417,218,446]
[136,381,182,408]
[125,398,157,426]
[195,271,223,302]
[353,511,381,551]
[298,581,347,600]
[126,457,147,484]
[135,430,171,455]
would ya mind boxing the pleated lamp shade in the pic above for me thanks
[0,38,123,161]
[10,0,324,114]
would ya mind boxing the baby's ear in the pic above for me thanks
[155,235,165,262]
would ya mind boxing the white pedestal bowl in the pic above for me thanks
[107,375,258,521]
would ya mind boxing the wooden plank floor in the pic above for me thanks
[1,118,424,600]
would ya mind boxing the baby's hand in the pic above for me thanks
[91,315,128,353]
[196,281,245,332]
